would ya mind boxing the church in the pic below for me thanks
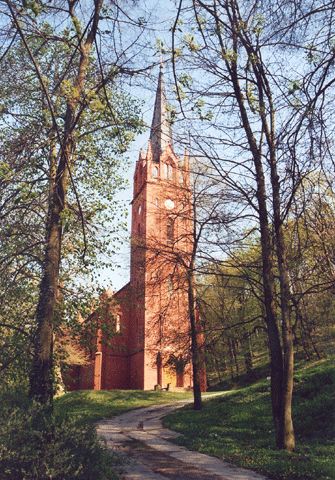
[67,66,206,391]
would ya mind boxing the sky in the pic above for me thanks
[97,1,177,292]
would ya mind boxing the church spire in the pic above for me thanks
[149,63,173,162]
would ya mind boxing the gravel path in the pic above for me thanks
[96,398,268,480]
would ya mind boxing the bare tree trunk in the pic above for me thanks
[214,354,223,383]
[269,129,295,451]
[232,338,240,377]
[226,2,293,446]
[29,144,70,404]
[188,270,203,410]
[227,338,235,380]
[274,227,295,450]
[229,59,284,442]
[243,335,253,374]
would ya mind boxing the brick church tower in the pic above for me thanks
[128,64,194,389]
[69,66,205,391]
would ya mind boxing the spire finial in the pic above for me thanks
[149,63,173,162]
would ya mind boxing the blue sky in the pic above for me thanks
[98,0,177,292]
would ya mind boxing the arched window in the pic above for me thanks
[179,172,184,184]
[152,166,158,178]
[167,217,174,244]
[167,164,173,180]
[167,275,173,294]
[115,314,121,333]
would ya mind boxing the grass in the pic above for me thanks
[54,389,193,424]
[163,358,335,480]
[8,359,330,480]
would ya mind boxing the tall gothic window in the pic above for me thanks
[167,275,173,294]
[167,217,174,244]
[115,314,121,333]
[167,164,173,180]
[152,166,158,178]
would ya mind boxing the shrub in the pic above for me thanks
[0,403,120,480]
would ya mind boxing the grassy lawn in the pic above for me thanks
[163,359,335,480]
[54,389,193,424]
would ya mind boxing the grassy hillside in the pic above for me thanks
[54,389,193,424]
[163,359,335,480]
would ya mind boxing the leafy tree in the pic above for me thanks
[0,0,145,404]
[169,0,335,450]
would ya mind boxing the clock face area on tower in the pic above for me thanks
[164,199,175,210]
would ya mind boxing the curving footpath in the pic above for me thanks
[96,398,268,480]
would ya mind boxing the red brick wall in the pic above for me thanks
[102,354,129,389]
[78,362,94,390]
[129,351,145,389]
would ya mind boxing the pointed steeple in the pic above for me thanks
[149,63,173,162]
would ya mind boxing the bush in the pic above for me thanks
[0,403,120,480]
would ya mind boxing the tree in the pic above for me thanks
[1,0,146,404]
[169,0,335,449]
[199,246,266,385]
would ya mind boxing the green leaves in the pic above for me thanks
[0,10,143,385]
[183,33,201,52]
[0,401,120,480]
[23,0,43,17]
[288,80,301,95]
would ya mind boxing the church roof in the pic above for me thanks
[149,63,173,162]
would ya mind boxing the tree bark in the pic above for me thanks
[232,338,240,377]
[187,269,203,410]
[271,162,295,450]
[225,1,293,447]
[29,143,71,403]
[228,58,284,443]
[243,335,253,374]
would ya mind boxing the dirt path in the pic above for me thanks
[96,400,268,480]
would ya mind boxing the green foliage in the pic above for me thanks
[0,387,194,479]
[199,243,267,386]
[23,0,43,16]
[164,359,335,480]
[221,49,238,63]
[0,401,120,480]
[182,33,201,52]
[288,80,301,95]
[0,27,143,384]
[178,73,193,89]
[251,13,265,36]
[201,206,335,388]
